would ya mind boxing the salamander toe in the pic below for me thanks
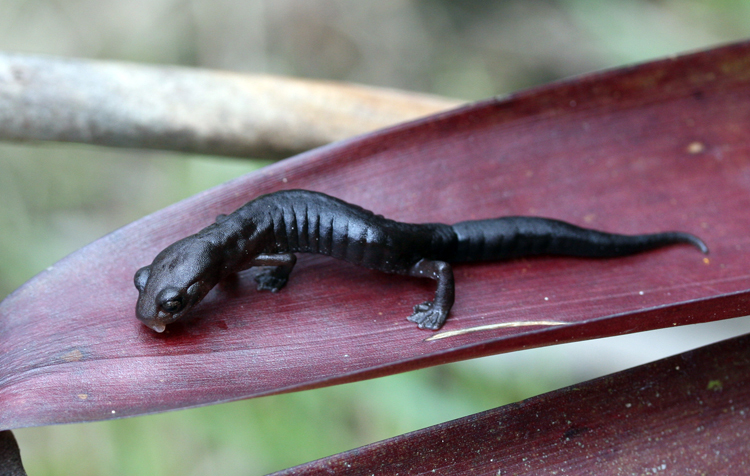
[408,301,449,330]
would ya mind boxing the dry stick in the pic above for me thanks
[0,53,463,159]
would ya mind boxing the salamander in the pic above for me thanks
[134,189,708,333]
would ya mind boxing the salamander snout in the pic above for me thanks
[134,295,174,332]
[134,263,217,332]
[134,285,191,333]
[134,265,188,332]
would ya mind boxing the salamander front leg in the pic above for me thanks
[407,259,455,330]
[251,253,297,292]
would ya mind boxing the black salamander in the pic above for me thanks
[134,189,708,333]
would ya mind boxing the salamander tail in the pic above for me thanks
[450,217,708,262]
[654,231,708,255]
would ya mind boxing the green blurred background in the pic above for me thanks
[4,1,750,474]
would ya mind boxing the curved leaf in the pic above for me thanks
[272,333,750,475]
[3,41,750,429]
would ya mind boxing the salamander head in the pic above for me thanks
[134,238,221,333]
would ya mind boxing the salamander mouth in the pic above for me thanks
[138,310,185,333]
[142,320,167,333]
[136,299,192,333]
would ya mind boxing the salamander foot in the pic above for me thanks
[408,301,448,330]
[254,269,288,293]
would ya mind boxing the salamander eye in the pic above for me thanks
[160,298,183,313]
[157,288,185,314]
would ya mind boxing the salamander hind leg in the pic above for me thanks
[407,259,455,330]
[251,253,297,293]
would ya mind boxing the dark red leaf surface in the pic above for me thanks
[3,41,750,429]
[273,333,750,475]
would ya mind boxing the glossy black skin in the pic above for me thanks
[134,190,708,332]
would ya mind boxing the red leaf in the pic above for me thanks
[3,41,750,429]
[271,333,750,475]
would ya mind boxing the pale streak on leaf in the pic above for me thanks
[426,321,569,341]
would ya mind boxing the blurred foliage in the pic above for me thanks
[4,0,750,474]
[0,143,271,297]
